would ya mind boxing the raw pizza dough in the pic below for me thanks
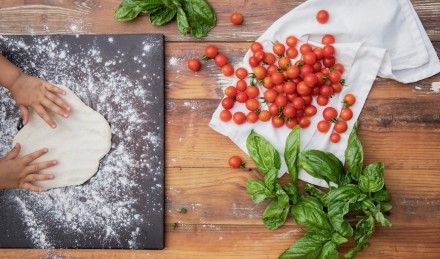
[13,85,112,190]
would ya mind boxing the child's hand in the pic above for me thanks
[9,73,71,128]
[0,143,56,192]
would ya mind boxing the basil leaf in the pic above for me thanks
[345,122,363,180]
[299,150,345,185]
[359,162,385,193]
[150,6,177,25]
[354,215,375,244]
[284,125,301,183]
[375,211,392,227]
[304,184,327,204]
[320,241,338,259]
[331,232,348,245]
[379,202,393,212]
[292,197,333,233]
[279,232,332,259]
[342,240,369,259]
[361,198,376,217]
[283,183,301,205]
[176,7,191,35]
[374,189,392,202]
[262,185,290,230]
[264,168,278,193]
[182,0,216,38]
[246,130,281,176]
[114,0,164,21]
[246,179,273,204]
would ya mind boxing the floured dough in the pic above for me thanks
[13,85,112,190]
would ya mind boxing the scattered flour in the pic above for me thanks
[431,81,440,93]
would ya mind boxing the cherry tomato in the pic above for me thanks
[321,34,335,45]
[323,107,338,121]
[258,110,271,122]
[246,86,260,99]
[286,47,299,59]
[287,66,300,79]
[330,133,341,143]
[304,105,317,116]
[215,54,229,67]
[228,155,243,168]
[316,10,330,24]
[220,109,232,122]
[269,103,280,116]
[271,72,284,85]
[315,72,326,85]
[247,111,258,123]
[300,64,314,76]
[287,93,299,102]
[263,76,274,89]
[230,12,244,25]
[235,92,248,103]
[334,120,348,133]
[233,112,246,125]
[263,53,276,65]
[313,47,324,60]
[296,81,312,96]
[303,52,317,65]
[319,84,334,97]
[222,64,235,76]
[278,56,291,69]
[273,42,286,56]
[303,73,318,87]
[283,105,297,118]
[264,89,278,103]
[298,116,311,128]
[340,108,353,121]
[312,86,321,96]
[235,67,248,79]
[245,98,260,112]
[312,61,322,73]
[250,42,263,53]
[272,116,285,128]
[266,65,278,76]
[275,94,288,107]
[302,95,313,106]
[286,118,298,129]
[296,109,304,118]
[204,45,218,59]
[292,97,305,110]
[334,63,345,73]
[286,36,298,47]
[187,58,201,72]
[321,67,331,75]
[253,66,267,80]
[224,86,237,97]
[343,94,356,106]
[253,50,266,62]
[317,120,331,133]
[300,43,313,55]
[323,45,335,58]
[332,82,343,93]
[248,56,260,67]
[328,70,342,83]
[317,95,329,106]
[222,97,235,110]
[282,81,296,94]
[323,57,336,68]
[275,84,284,94]
[236,79,247,92]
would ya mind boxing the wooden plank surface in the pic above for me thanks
[1,0,440,258]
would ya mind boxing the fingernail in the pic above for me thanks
[51,124,57,128]
[64,113,69,118]
[66,107,71,112]
[63,91,66,95]
[49,175,55,179]
[43,148,48,153]
[52,160,58,165]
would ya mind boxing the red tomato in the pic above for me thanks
[303,73,318,87]
[286,47,299,59]
[224,86,237,97]
[247,111,258,123]
[286,118,298,129]
[300,44,313,55]
[263,76,274,89]
[296,81,312,96]
[230,12,244,25]
[282,81,296,94]
[287,66,300,79]
[275,84,284,94]
[246,86,260,99]
[228,155,243,168]
[321,34,335,45]
[313,47,324,60]
[273,42,286,56]
[187,58,201,72]
[334,120,348,133]
[236,79,247,92]
[334,63,345,74]
[315,72,326,85]
[233,112,246,125]
[235,92,248,103]
[235,67,248,79]
[303,52,317,65]
[253,66,267,80]
[323,107,338,121]
[311,86,321,96]
[304,105,317,116]
[278,56,291,69]
[343,94,356,106]
[323,45,335,58]
[264,89,278,103]
[204,45,218,59]
[248,56,260,67]
[316,10,330,24]
[292,97,305,110]
[313,61,322,73]
[300,64,314,76]
[222,97,235,110]
[222,64,235,76]
[298,116,311,128]
[340,108,353,121]
[266,64,278,76]
[317,95,329,106]
[215,54,229,67]
[323,57,336,68]
[302,95,313,106]
[317,120,331,133]
[263,53,276,65]
[272,116,285,128]
[330,132,341,143]
[286,36,298,47]
[319,84,334,97]
[250,42,263,53]
[220,110,232,122]
[275,94,288,107]
[253,50,266,62]
[283,105,297,118]
[271,72,285,85]
[328,70,342,84]
[332,82,343,93]
[258,110,271,122]
[245,98,260,111]
[269,103,280,116]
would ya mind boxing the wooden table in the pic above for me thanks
[1,1,439,258]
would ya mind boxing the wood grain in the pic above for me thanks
[1,0,440,258]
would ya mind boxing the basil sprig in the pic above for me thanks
[114,0,216,38]
[245,123,392,258]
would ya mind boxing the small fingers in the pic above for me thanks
[19,106,30,125]
[4,143,21,160]
[34,105,57,128]
[41,97,69,118]
[20,182,44,193]
[24,160,58,174]
[44,83,66,96]
[22,147,49,164]
[22,172,55,183]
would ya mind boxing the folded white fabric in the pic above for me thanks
[209,0,440,187]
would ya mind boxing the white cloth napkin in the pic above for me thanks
[209,0,440,187]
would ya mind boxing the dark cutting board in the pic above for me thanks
[0,34,165,249]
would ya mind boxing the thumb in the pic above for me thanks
[5,143,21,160]
[19,106,30,125]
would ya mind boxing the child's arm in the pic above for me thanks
[0,55,71,128]
[0,143,56,192]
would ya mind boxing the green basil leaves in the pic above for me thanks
[114,0,216,38]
